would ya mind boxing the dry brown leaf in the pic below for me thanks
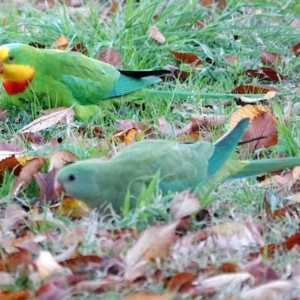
[18,107,74,134]
[200,0,226,9]
[243,67,285,81]
[239,280,293,300]
[48,150,78,171]
[292,41,300,57]
[123,291,175,300]
[232,83,278,94]
[0,290,32,299]
[4,203,28,231]
[148,25,166,43]
[206,221,264,251]
[194,273,254,290]
[98,47,122,68]
[158,116,173,135]
[12,157,46,196]
[238,91,277,104]
[125,221,179,274]
[0,156,23,181]
[170,190,200,220]
[260,51,281,66]
[162,64,192,81]
[191,114,226,128]
[240,110,278,152]
[51,34,70,50]
[170,50,203,66]
[229,105,267,128]
[42,106,75,124]
[35,0,55,11]
[35,169,58,202]
[0,140,25,154]
[35,251,66,280]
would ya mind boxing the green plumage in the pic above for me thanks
[0,43,163,120]
[55,118,300,212]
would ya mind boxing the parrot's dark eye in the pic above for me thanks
[8,55,15,62]
[68,174,76,181]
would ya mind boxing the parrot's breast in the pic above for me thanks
[2,78,33,95]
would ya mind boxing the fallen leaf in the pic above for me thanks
[148,25,166,43]
[170,50,203,66]
[292,41,300,56]
[18,107,74,134]
[243,67,285,81]
[260,51,281,66]
[125,221,179,279]
[229,105,269,127]
[51,34,70,50]
[239,280,293,300]
[166,272,197,292]
[240,110,278,152]
[35,168,58,202]
[237,91,278,105]
[12,157,46,196]
[232,83,278,94]
[123,291,175,300]
[162,64,191,81]
[194,272,254,289]
[35,251,67,280]
[48,150,78,171]
[57,198,91,218]
[200,0,226,9]
[0,290,32,300]
[98,47,122,68]
[170,190,200,220]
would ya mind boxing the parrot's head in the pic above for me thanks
[54,161,99,203]
[0,43,36,94]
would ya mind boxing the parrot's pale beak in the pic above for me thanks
[54,180,64,195]
[0,62,3,74]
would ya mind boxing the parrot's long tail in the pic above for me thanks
[228,157,300,179]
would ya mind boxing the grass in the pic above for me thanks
[1,0,300,298]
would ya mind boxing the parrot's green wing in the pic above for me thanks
[51,51,162,105]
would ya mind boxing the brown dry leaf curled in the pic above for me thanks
[12,157,46,196]
[148,25,166,43]
[51,34,70,50]
[48,150,79,171]
[98,47,122,68]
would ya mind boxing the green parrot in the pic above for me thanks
[0,43,278,121]
[54,118,300,212]
[0,43,173,120]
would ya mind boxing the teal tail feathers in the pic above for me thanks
[228,157,300,179]
[208,118,250,177]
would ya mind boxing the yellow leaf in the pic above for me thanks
[58,198,91,218]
